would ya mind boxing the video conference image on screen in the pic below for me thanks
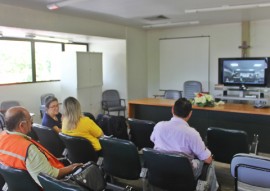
[223,60,267,85]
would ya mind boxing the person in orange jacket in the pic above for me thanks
[0,106,82,187]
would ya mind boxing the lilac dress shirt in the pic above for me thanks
[150,116,211,161]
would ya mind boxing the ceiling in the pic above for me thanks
[1,0,270,29]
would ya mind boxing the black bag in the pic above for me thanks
[70,161,106,191]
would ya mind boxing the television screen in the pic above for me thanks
[219,57,269,88]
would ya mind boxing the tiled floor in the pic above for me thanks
[214,161,234,191]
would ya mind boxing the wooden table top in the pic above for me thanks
[128,98,270,116]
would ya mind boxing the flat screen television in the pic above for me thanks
[218,57,269,89]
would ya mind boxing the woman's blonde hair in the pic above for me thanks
[63,97,82,130]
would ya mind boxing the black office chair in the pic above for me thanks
[82,112,97,124]
[27,128,39,141]
[96,114,129,140]
[38,172,88,191]
[0,174,5,191]
[0,100,20,114]
[59,133,98,163]
[183,81,202,100]
[0,163,41,191]
[40,93,55,118]
[206,127,258,164]
[143,148,205,191]
[128,118,155,150]
[99,137,142,189]
[32,123,66,158]
[231,153,270,191]
[101,89,126,117]
[164,90,182,99]
[0,112,5,130]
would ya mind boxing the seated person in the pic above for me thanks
[0,106,82,187]
[62,97,104,155]
[150,98,219,191]
[42,96,62,133]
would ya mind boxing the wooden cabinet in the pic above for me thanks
[61,52,103,116]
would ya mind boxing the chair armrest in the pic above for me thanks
[120,99,126,107]
[153,94,165,98]
[101,101,110,109]
[97,157,104,166]
[250,134,259,154]
[140,167,148,178]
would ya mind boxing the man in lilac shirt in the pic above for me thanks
[151,98,219,191]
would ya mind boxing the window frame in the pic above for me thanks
[0,37,89,86]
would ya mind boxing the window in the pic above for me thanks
[0,38,88,85]
[0,40,32,84]
[35,42,62,81]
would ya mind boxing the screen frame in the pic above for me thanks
[218,57,269,89]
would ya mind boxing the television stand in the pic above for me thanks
[215,88,268,104]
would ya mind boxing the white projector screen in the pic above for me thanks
[160,36,209,91]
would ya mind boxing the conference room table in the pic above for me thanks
[128,98,270,153]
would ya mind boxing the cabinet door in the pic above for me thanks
[77,52,103,88]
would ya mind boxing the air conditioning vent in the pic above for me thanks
[143,15,169,21]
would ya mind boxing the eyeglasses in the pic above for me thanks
[22,116,33,125]
[49,104,59,109]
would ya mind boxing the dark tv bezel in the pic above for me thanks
[218,57,269,88]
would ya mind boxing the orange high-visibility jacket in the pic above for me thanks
[0,131,64,170]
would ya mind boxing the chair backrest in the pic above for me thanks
[82,112,97,123]
[96,114,129,140]
[32,123,65,158]
[143,148,196,191]
[128,118,155,150]
[207,127,249,163]
[58,133,98,163]
[99,137,141,180]
[0,163,41,191]
[0,174,5,191]
[27,128,39,141]
[40,93,55,105]
[0,113,5,130]
[40,93,55,118]
[164,90,182,100]
[183,81,202,100]
[102,89,121,108]
[0,100,20,114]
[231,153,270,189]
[38,172,88,191]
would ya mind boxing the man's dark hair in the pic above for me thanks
[5,109,26,131]
[45,96,58,109]
[173,98,192,118]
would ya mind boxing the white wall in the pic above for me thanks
[0,82,61,123]
[146,23,242,97]
[0,4,126,39]
[90,40,127,99]
[250,20,270,57]
[250,20,270,94]
[126,28,148,100]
